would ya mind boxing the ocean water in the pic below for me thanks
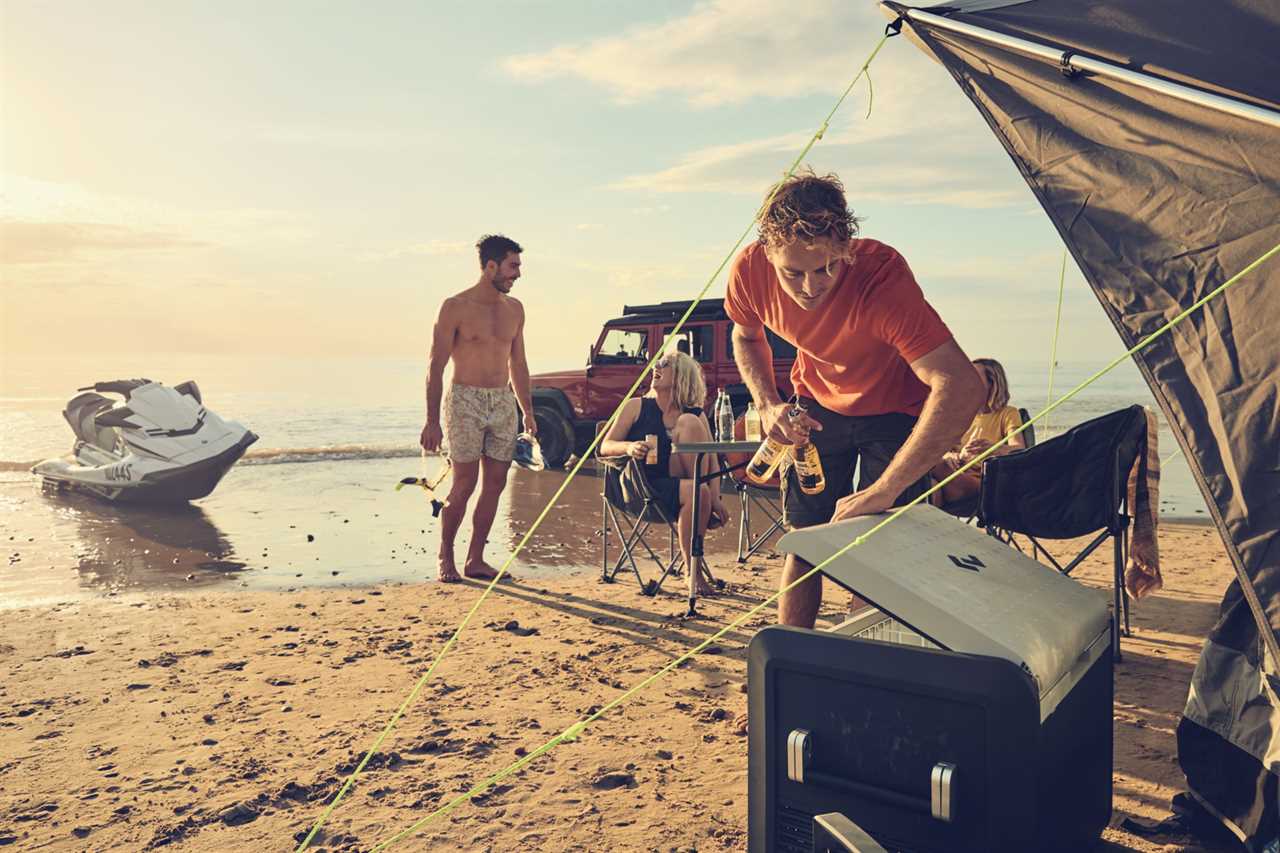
[0,353,1214,607]
[0,354,1211,510]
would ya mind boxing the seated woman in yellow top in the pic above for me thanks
[931,358,1025,505]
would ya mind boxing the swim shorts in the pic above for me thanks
[443,384,518,464]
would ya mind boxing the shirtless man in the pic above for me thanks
[420,234,536,582]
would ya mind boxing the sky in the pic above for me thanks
[1,0,1134,389]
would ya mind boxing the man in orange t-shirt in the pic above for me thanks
[727,171,984,631]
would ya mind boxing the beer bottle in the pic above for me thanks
[790,403,826,495]
[793,441,826,495]
[745,437,788,485]
[744,402,762,441]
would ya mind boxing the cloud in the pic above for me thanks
[504,0,873,107]
[507,0,1028,209]
[364,239,474,261]
[607,132,810,195]
[0,174,309,246]
[242,123,436,152]
[0,220,209,264]
[607,126,1027,209]
[916,248,1072,285]
[568,257,706,291]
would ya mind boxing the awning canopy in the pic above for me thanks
[882,0,1280,843]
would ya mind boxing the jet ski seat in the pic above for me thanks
[64,392,122,455]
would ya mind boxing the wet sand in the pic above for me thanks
[0,516,1240,852]
[1,460,740,608]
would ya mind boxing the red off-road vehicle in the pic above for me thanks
[529,298,797,468]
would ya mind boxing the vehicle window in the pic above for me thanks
[725,324,798,361]
[595,328,649,364]
[662,324,713,363]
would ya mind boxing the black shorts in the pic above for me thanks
[780,397,931,529]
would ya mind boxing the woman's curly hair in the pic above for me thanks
[758,170,861,249]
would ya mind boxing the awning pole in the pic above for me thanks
[882,4,1280,131]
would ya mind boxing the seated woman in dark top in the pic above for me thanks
[600,350,729,596]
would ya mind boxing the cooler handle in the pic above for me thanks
[787,729,955,822]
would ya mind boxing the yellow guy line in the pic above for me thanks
[293,28,898,853]
[370,240,1280,851]
[1045,247,1068,434]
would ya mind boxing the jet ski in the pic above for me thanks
[31,379,258,503]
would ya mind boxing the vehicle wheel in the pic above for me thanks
[534,405,574,469]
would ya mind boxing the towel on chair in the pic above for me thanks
[1124,407,1162,600]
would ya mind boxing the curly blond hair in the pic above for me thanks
[758,170,861,249]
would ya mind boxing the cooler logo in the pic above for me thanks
[947,554,985,571]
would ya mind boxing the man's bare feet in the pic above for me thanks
[731,712,748,737]
[463,559,517,582]
[438,553,461,583]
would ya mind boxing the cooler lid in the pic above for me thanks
[777,505,1110,701]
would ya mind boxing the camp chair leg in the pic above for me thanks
[1112,528,1125,661]
[601,494,650,588]
[648,551,684,598]
[1061,530,1109,575]
[698,556,723,590]
[1119,524,1132,637]
[603,505,650,590]
[669,525,682,577]
[602,490,689,596]
[747,493,784,560]
[629,519,672,585]
[601,492,610,582]
[736,484,785,563]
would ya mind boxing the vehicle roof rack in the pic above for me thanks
[616,298,726,321]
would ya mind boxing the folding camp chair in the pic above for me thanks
[735,480,785,562]
[939,406,1036,521]
[722,413,785,562]
[598,453,684,595]
[596,422,699,596]
[977,405,1147,659]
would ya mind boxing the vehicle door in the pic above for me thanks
[587,323,653,423]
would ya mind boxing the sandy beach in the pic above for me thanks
[0,516,1240,852]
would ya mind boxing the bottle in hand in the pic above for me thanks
[745,437,788,485]
[790,403,826,495]
[793,441,826,495]
[645,434,658,465]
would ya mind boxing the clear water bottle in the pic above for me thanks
[717,390,734,442]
